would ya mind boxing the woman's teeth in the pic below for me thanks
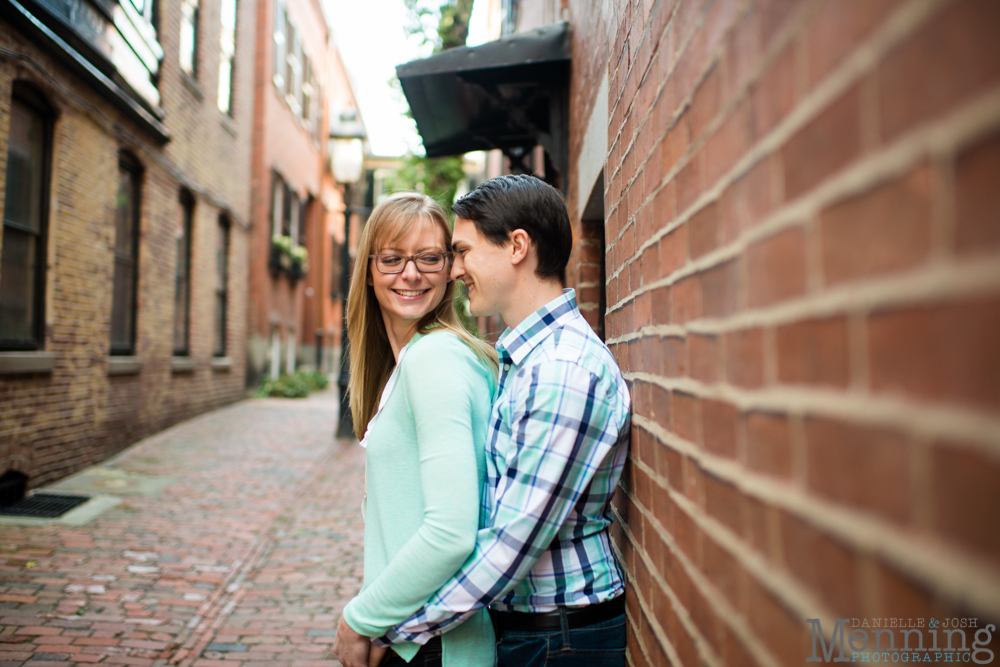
[394,289,426,296]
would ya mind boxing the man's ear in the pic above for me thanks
[509,229,531,266]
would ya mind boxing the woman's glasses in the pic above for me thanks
[370,252,452,274]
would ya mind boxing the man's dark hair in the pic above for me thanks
[452,174,572,284]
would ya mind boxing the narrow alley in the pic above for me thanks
[0,390,364,667]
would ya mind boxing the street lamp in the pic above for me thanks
[329,110,366,439]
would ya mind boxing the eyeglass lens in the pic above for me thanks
[375,253,447,273]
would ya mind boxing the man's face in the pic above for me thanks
[450,217,512,317]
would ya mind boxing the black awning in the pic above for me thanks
[396,21,570,190]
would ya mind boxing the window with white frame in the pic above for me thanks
[217,0,237,114]
[179,0,199,76]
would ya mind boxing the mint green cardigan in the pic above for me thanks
[342,330,497,666]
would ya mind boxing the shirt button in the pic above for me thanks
[504,364,511,371]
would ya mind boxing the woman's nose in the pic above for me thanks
[400,258,422,281]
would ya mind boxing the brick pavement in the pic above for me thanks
[0,389,366,667]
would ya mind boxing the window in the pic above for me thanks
[270,172,302,243]
[111,154,142,355]
[272,0,285,92]
[214,216,229,356]
[173,191,193,356]
[179,0,199,77]
[128,0,158,31]
[301,53,311,124]
[0,86,51,350]
[217,0,237,113]
[284,22,301,115]
[271,172,285,237]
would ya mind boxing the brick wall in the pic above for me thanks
[0,0,254,489]
[561,0,1000,665]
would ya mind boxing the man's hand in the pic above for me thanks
[333,616,370,667]
[367,644,388,667]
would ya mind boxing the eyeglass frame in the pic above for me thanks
[369,251,453,274]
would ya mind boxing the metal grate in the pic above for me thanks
[0,493,90,518]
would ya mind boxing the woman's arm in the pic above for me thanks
[341,334,491,637]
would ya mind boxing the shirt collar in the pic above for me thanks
[496,289,579,366]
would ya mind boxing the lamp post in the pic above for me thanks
[329,110,366,439]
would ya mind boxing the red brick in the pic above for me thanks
[671,274,702,323]
[662,335,687,378]
[874,562,939,621]
[677,151,702,214]
[775,316,850,388]
[752,42,797,138]
[633,379,653,419]
[641,334,662,375]
[782,85,863,201]
[806,0,904,87]
[703,100,752,187]
[758,0,802,46]
[725,9,761,99]
[747,576,812,667]
[664,444,685,492]
[651,382,671,431]
[725,327,765,388]
[701,259,741,317]
[688,333,719,382]
[690,65,722,141]
[805,417,911,523]
[955,129,1000,255]
[720,159,773,243]
[931,441,1000,563]
[688,202,720,259]
[661,114,690,177]
[868,297,1000,411]
[703,533,742,607]
[641,242,660,286]
[659,222,687,278]
[701,399,739,458]
[780,512,861,616]
[820,165,934,285]
[747,227,807,307]
[671,391,701,444]
[635,290,652,326]
[746,412,793,479]
[880,0,1000,142]
[650,286,671,324]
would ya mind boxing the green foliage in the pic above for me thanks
[438,0,473,51]
[256,370,330,399]
[386,153,467,209]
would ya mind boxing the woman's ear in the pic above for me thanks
[509,229,531,265]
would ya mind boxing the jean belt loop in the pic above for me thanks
[559,606,570,645]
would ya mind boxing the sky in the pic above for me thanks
[325,0,490,157]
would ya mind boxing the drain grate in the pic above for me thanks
[0,493,90,518]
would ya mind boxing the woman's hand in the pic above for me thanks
[367,644,388,666]
[333,616,371,667]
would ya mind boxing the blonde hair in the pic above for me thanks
[347,192,498,439]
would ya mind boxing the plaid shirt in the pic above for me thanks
[378,289,631,646]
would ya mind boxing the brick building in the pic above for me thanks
[245,0,361,386]
[403,0,1000,664]
[0,0,254,491]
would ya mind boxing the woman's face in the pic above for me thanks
[368,217,450,333]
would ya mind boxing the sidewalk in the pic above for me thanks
[0,389,366,667]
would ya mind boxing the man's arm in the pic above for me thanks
[377,360,625,647]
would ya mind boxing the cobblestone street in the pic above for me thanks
[0,389,365,667]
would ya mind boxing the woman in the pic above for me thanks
[333,193,497,667]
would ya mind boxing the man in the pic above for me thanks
[336,174,630,667]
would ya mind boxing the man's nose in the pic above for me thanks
[450,256,465,281]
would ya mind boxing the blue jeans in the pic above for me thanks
[495,612,627,667]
